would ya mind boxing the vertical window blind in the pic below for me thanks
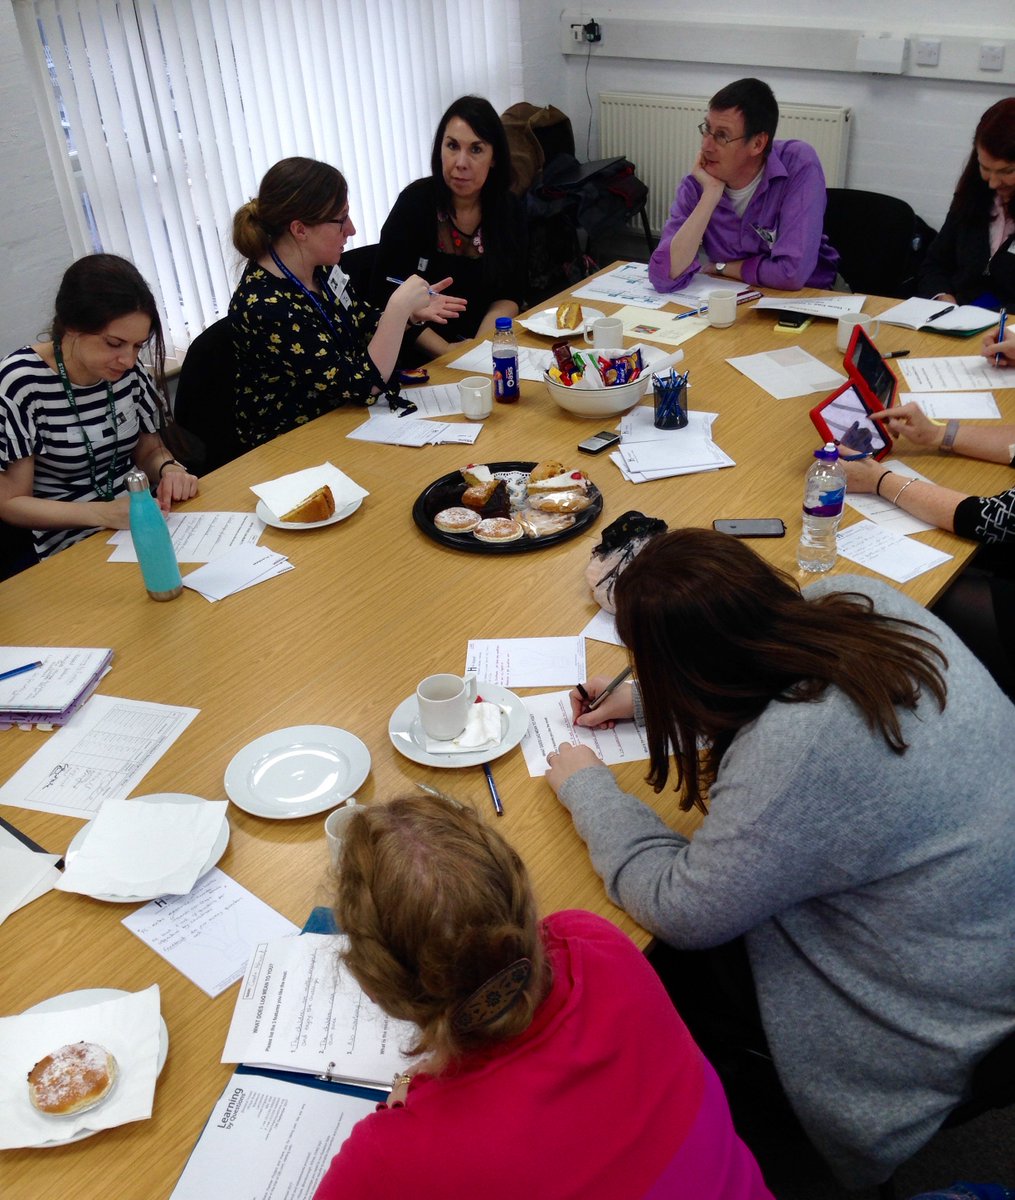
[15,0,523,360]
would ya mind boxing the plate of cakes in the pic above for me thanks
[413,460,603,554]
[519,302,605,339]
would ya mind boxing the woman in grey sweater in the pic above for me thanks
[545,528,1015,1189]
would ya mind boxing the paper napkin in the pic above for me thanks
[251,462,369,519]
[425,701,504,754]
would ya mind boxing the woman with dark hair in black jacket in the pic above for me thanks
[372,95,527,359]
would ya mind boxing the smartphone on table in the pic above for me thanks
[578,431,621,454]
[712,518,786,538]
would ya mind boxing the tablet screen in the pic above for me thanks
[850,334,895,410]
[817,384,890,456]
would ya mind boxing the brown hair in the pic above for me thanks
[952,98,1015,223]
[232,157,348,261]
[332,794,548,1072]
[614,529,948,813]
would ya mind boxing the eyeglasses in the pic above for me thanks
[697,121,748,147]
[325,213,352,229]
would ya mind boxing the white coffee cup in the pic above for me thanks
[836,312,881,353]
[324,799,360,866]
[584,316,625,349]
[459,376,493,419]
[707,290,737,329]
[416,672,478,741]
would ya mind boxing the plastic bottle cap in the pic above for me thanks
[814,443,839,461]
[494,317,513,330]
[125,467,151,492]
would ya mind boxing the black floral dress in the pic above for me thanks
[229,264,385,448]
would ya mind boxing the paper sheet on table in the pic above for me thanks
[169,1071,375,1200]
[123,868,299,998]
[107,512,265,563]
[465,637,586,688]
[610,305,708,346]
[843,461,936,535]
[447,340,551,381]
[0,695,199,818]
[898,357,1012,392]
[519,690,649,777]
[618,405,717,443]
[183,544,293,602]
[754,295,867,319]
[618,434,735,476]
[346,411,482,446]
[727,346,846,400]
[582,608,622,646]
[395,382,463,417]
[251,463,369,518]
[0,843,61,925]
[610,448,733,483]
[570,262,669,309]
[836,520,953,583]
[907,392,1001,419]
[223,933,414,1084]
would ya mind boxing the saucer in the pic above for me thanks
[519,306,605,338]
[388,682,528,768]
[224,726,370,818]
[64,794,229,903]
[256,496,362,531]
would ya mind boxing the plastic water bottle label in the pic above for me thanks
[803,485,844,518]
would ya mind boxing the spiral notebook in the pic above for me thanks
[0,647,112,726]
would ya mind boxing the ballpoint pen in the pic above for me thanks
[674,305,706,320]
[482,762,503,816]
[883,350,910,360]
[0,661,43,683]
[386,275,437,297]
[587,665,634,712]
[995,308,1007,366]
[927,304,955,322]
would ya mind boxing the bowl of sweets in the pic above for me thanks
[543,341,655,418]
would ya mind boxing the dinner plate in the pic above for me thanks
[255,496,362,531]
[23,988,169,1146]
[519,306,605,338]
[224,726,371,818]
[64,793,230,904]
[412,461,603,555]
[388,682,528,768]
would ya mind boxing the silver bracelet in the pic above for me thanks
[892,478,916,506]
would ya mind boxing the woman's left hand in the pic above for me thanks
[545,741,604,796]
[410,276,467,326]
[155,468,199,512]
[841,456,890,494]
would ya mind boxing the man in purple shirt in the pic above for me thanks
[648,78,839,294]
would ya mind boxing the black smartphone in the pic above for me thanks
[713,518,786,538]
[578,430,621,454]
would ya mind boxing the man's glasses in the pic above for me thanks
[697,121,748,147]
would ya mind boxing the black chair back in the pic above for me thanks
[340,244,379,302]
[172,318,242,475]
[824,188,936,299]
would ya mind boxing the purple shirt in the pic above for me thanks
[649,139,839,293]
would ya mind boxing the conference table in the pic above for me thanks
[1,265,1011,1199]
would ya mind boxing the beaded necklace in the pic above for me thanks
[52,339,120,501]
[437,210,484,256]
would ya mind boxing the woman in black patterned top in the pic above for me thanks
[229,158,465,449]
[0,254,198,564]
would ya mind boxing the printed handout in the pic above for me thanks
[108,512,265,563]
[465,637,587,688]
[726,346,845,400]
[520,689,649,778]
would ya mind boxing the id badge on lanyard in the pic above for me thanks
[328,266,353,309]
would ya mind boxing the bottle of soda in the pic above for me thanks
[796,442,846,574]
[492,316,520,403]
[126,468,183,600]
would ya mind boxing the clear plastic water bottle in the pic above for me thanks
[492,316,520,402]
[796,442,846,573]
[127,468,183,600]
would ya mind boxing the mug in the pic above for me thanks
[583,316,624,349]
[416,672,478,740]
[707,290,737,329]
[836,312,881,353]
[459,376,493,419]
[324,799,360,866]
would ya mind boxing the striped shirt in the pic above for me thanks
[0,346,162,559]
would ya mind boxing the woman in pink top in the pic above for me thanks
[313,793,772,1200]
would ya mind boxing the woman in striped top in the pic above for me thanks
[0,254,198,563]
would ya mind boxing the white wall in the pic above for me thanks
[0,1,74,349]
[546,0,1015,230]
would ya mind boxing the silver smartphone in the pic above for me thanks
[578,430,621,454]
[713,518,786,538]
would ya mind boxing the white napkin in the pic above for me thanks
[0,985,161,1148]
[425,701,504,755]
[0,844,62,926]
[57,798,227,898]
[250,462,369,519]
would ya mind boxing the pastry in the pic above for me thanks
[434,507,482,533]
[462,479,510,517]
[556,301,583,330]
[529,490,593,514]
[517,510,576,537]
[461,463,493,487]
[280,484,335,523]
[528,460,566,484]
[527,470,589,492]
[28,1042,118,1116]
[474,517,524,544]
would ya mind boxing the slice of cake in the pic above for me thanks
[556,301,584,330]
[280,484,336,523]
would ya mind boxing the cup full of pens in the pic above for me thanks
[652,370,689,430]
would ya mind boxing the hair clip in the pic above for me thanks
[451,958,532,1034]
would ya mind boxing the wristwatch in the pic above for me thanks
[939,419,960,453]
[714,262,727,275]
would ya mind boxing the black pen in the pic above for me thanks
[883,350,910,359]
[927,304,955,322]
[575,683,591,704]
[483,762,503,817]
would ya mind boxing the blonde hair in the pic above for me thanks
[333,794,548,1072]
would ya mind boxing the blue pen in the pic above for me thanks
[386,275,437,298]
[0,660,43,683]
[674,305,706,320]
[996,308,1007,366]
[482,762,503,817]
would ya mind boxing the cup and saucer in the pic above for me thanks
[388,676,528,769]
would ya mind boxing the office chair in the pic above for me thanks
[339,243,378,300]
[824,188,936,299]
[172,318,243,475]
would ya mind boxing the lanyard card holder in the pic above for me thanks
[809,324,898,462]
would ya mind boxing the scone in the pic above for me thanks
[28,1042,118,1116]
[434,507,482,533]
[280,485,335,523]
[474,517,524,544]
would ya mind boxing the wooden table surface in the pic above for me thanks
[2,266,1011,1198]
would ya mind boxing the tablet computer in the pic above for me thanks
[809,324,898,461]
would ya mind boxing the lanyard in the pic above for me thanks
[269,250,342,340]
[52,340,120,501]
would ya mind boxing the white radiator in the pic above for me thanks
[599,92,851,235]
